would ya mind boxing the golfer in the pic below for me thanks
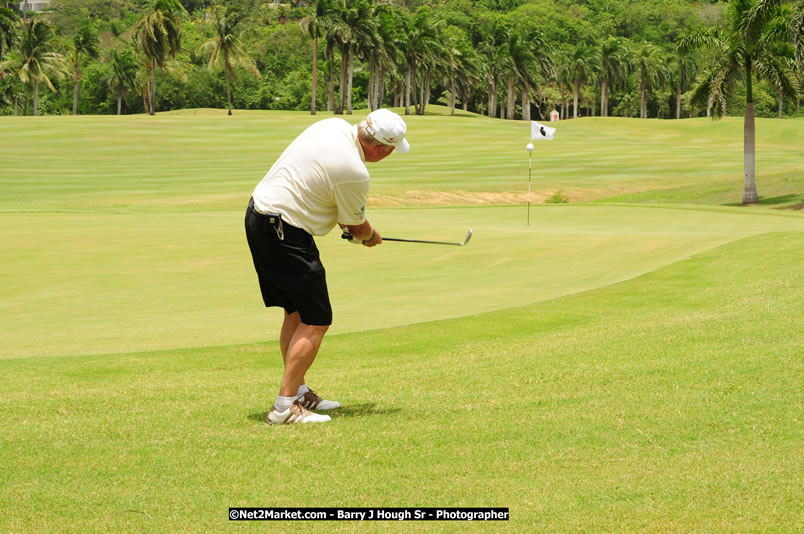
[245,108,410,425]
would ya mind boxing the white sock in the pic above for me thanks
[297,384,309,397]
[274,395,296,412]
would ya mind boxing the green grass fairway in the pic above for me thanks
[2,204,803,358]
[0,110,802,532]
[1,233,801,532]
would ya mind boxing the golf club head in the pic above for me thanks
[461,229,473,246]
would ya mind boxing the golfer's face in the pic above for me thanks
[365,143,395,163]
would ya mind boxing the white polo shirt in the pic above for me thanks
[252,118,370,236]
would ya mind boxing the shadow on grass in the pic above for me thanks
[248,403,401,424]
[724,194,803,207]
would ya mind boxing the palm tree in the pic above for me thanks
[322,8,346,112]
[672,36,698,119]
[792,2,803,111]
[15,19,66,116]
[553,49,574,119]
[597,36,629,117]
[568,42,597,119]
[106,49,138,115]
[794,1,804,61]
[452,33,482,114]
[757,38,797,118]
[348,0,388,114]
[70,23,99,115]
[443,25,481,116]
[502,30,530,120]
[367,2,401,111]
[323,0,374,116]
[133,0,185,115]
[411,12,446,115]
[479,21,509,119]
[0,6,18,61]
[300,0,332,115]
[683,0,799,204]
[399,7,442,116]
[196,2,260,116]
[519,29,553,121]
[634,43,668,118]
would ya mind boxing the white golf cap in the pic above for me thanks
[365,108,410,154]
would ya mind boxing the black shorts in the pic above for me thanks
[245,198,333,326]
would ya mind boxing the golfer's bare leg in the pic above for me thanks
[279,321,328,397]
[279,311,302,364]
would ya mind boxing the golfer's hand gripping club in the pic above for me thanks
[341,231,362,245]
[339,224,380,247]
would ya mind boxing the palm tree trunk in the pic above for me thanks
[676,81,682,119]
[378,64,385,109]
[488,78,496,118]
[337,46,347,115]
[573,79,580,119]
[405,64,411,115]
[413,69,420,112]
[225,67,233,116]
[416,69,424,114]
[449,78,456,116]
[370,56,379,111]
[327,57,334,112]
[743,57,758,204]
[346,48,354,115]
[640,83,646,119]
[506,77,515,120]
[150,58,156,115]
[117,96,122,115]
[33,78,39,116]
[601,80,608,117]
[521,86,530,121]
[422,70,431,115]
[367,57,374,110]
[14,94,18,116]
[743,102,758,204]
[310,36,318,115]
[378,65,386,108]
[72,61,79,115]
[777,88,783,119]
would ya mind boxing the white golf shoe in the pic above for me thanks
[297,389,342,411]
[267,401,331,424]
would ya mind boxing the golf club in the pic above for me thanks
[341,228,473,246]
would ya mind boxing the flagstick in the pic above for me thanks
[526,142,534,226]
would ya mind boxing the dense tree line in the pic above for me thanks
[0,0,802,120]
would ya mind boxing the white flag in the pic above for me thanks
[531,120,556,140]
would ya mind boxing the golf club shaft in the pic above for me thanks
[341,230,471,246]
[382,237,464,246]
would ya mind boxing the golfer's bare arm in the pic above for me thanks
[341,220,382,247]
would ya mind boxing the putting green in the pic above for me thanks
[2,204,801,358]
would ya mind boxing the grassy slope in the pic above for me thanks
[0,232,800,532]
[2,108,802,211]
